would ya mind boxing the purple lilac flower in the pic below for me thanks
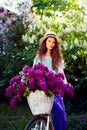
[27,68,34,77]
[34,63,49,72]
[54,77,65,90]
[17,82,26,96]
[34,70,43,80]
[45,71,55,79]
[28,78,35,89]
[53,87,60,93]
[64,83,74,97]
[22,65,30,76]
[47,79,54,90]
[37,79,47,92]
[43,66,49,72]
[6,62,74,108]
[47,79,54,86]
[10,95,18,108]
[53,88,64,97]
[10,76,21,86]
[5,86,14,97]
[56,73,64,80]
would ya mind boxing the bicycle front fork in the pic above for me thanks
[46,115,50,130]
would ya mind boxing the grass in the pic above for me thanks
[0,102,33,130]
[0,102,87,130]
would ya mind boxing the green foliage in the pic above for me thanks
[63,44,87,84]
[0,18,37,101]
[0,103,87,130]
[62,39,87,113]
[66,115,87,130]
[21,0,87,113]
[45,89,53,97]
[31,0,80,17]
[0,0,87,114]
[0,103,33,130]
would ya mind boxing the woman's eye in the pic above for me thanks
[48,40,51,42]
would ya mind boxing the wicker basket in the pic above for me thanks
[27,90,54,115]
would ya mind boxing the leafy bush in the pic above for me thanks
[66,115,87,130]
[0,19,37,101]
[0,0,87,114]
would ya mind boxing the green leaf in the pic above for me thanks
[45,89,53,97]
[23,87,30,97]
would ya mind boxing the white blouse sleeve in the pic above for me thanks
[33,55,41,67]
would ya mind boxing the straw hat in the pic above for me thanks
[40,31,60,44]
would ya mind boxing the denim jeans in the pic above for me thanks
[52,94,66,130]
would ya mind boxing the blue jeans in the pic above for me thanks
[52,94,66,130]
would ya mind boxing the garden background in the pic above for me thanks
[0,0,87,129]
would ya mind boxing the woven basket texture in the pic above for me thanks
[27,90,54,115]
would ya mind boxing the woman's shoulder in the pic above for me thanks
[34,54,40,60]
[33,54,41,67]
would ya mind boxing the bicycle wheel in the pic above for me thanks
[24,116,54,130]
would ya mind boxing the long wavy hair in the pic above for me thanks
[37,37,63,69]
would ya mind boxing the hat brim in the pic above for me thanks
[40,35,61,44]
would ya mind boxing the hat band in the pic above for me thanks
[45,33,56,37]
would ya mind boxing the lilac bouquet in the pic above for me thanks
[6,63,74,108]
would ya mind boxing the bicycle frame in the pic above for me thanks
[46,115,50,130]
[35,114,54,130]
[24,114,54,130]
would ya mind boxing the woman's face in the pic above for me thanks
[46,37,55,51]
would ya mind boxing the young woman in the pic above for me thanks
[33,31,67,130]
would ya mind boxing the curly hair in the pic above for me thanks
[37,37,63,69]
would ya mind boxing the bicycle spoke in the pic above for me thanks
[24,116,53,130]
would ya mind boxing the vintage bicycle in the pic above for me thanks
[24,90,54,130]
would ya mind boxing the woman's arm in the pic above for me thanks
[58,61,67,84]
